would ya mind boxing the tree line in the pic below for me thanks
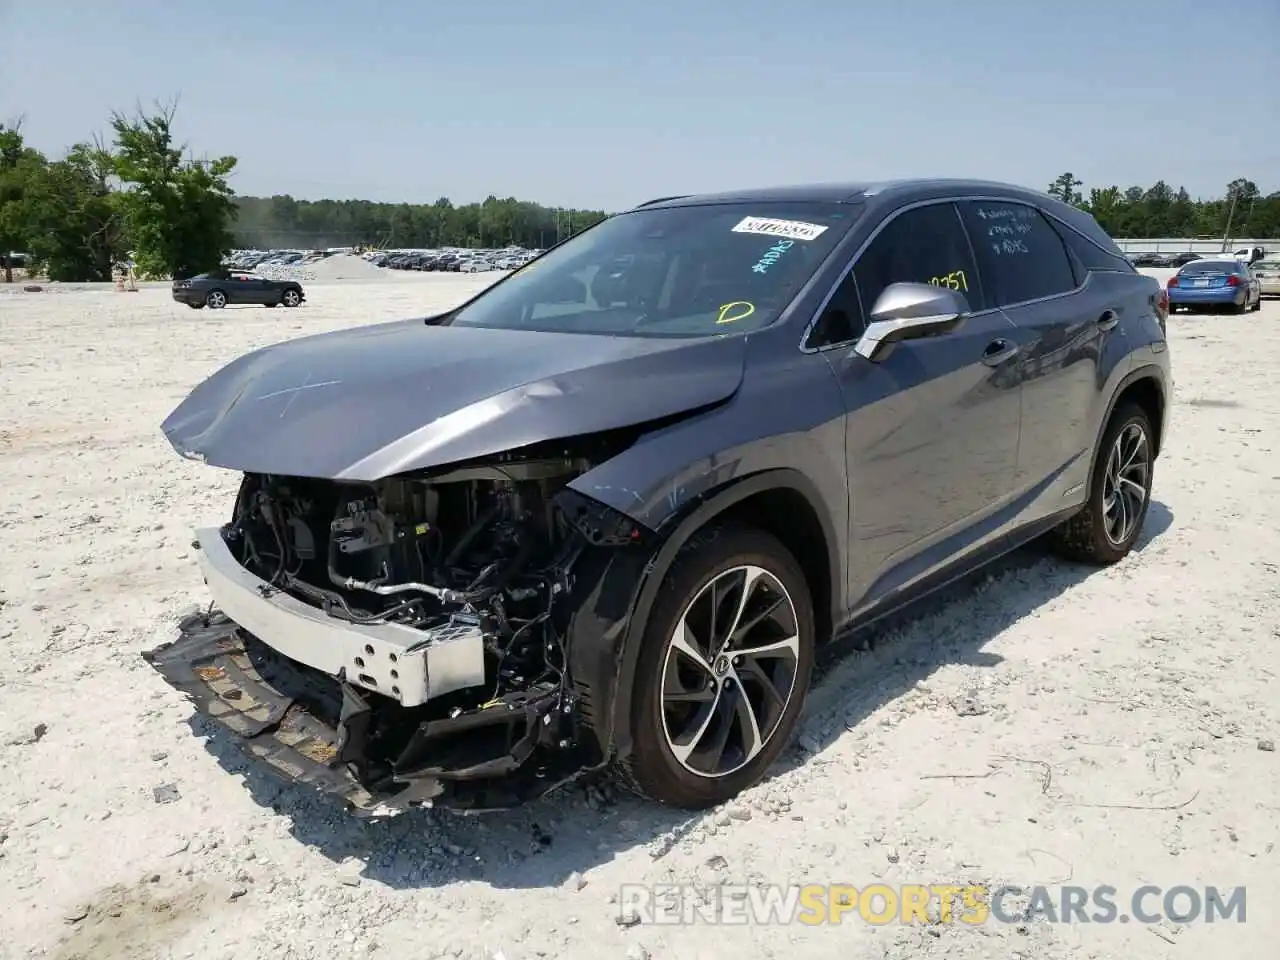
[1046,172,1280,241]
[3,103,1277,285]
[232,195,608,252]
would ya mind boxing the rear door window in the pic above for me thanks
[958,201,1077,307]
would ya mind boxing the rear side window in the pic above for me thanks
[1049,220,1136,279]
[853,202,987,316]
[958,201,1077,307]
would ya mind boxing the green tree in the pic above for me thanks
[1047,171,1084,207]
[110,102,238,279]
[0,121,47,282]
[25,142,130,281]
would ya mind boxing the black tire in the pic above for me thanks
[1250,294,1262,312]
[621,523,815,808]
[205,289,227,309]
[264,302,277,308]
[1050,402,1154,565]
[281,287,302,307]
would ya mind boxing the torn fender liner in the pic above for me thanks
[143,613,588,815]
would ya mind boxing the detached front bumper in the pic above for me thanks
[187,526,485,707]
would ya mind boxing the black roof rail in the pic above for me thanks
[636,194,691,207]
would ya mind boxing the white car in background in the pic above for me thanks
[1252,258,1280,297]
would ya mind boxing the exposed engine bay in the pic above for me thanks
[233,459,588,698]
[145,449,652,814]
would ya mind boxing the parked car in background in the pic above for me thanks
[1231,245,1266,265]
[147,177,1171,817]
[173,269,306,310]
[1166,259,1262,313]
[1252,258,1280,297]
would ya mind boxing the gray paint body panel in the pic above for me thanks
[161,318,747,481]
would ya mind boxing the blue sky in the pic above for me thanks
[2,0,1277,211]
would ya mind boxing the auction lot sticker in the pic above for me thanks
[731,216,829,242]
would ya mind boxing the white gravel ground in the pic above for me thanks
[1,277,1277,960]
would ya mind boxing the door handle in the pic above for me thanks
[981,338,1018,366]
[1096,309,1120,331]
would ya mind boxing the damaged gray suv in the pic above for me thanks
[146,179,1172,815]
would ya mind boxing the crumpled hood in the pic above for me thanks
[161,318,747,481]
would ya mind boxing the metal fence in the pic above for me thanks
[1115,238,1279,253]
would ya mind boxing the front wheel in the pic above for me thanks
[205,289,227,309]
[1050,403,1154,564]
[622,524,815,808]
[281,288,302,307]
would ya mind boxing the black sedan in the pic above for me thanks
[172,269,305,310]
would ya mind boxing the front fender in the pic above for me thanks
[561,468,844,764]
[562,334,852,762]
[565,333,849,535]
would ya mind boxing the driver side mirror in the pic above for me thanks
[853,282,970,362]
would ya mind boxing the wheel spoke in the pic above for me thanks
[1118,476,1145,497]
[735,632,800,659]
[717,566,765,651]
[669,686,725,764]
[670,620,713,675]
[728,676,765,763]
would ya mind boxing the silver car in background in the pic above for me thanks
[1252,258,1280,297]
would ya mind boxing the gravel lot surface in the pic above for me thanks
[1,276,1277,960]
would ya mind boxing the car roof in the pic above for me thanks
[633,178,1058,210]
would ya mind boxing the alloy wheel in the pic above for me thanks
[1102,422,1149,545]
[283,290,300,306]
[660,565,801,778]
[207,291,226,308]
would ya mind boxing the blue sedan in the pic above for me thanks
[1167,259,1262,314]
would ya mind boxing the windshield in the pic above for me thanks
[447,202,858,337]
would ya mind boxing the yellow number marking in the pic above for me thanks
[928,270,968,292]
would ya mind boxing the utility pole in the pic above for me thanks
[1221,188,1240,253]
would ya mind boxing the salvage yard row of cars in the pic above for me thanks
[369,246,541,272]
[147,177,1176,819]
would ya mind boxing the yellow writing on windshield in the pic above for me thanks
[717,301,756,325]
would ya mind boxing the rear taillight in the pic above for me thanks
[1166,276,1178,288]
[1226,275,1241,286]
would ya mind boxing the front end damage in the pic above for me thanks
[143,441,656,815]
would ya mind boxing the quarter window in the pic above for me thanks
[853,202,986,318]
[958,201,1077,306]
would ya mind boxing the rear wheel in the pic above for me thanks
[622,523,815,808]
[281,288,302,307]
[1050,403,1154,565]
[205,289,227,309]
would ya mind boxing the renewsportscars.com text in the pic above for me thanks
[617,883,1247,926]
